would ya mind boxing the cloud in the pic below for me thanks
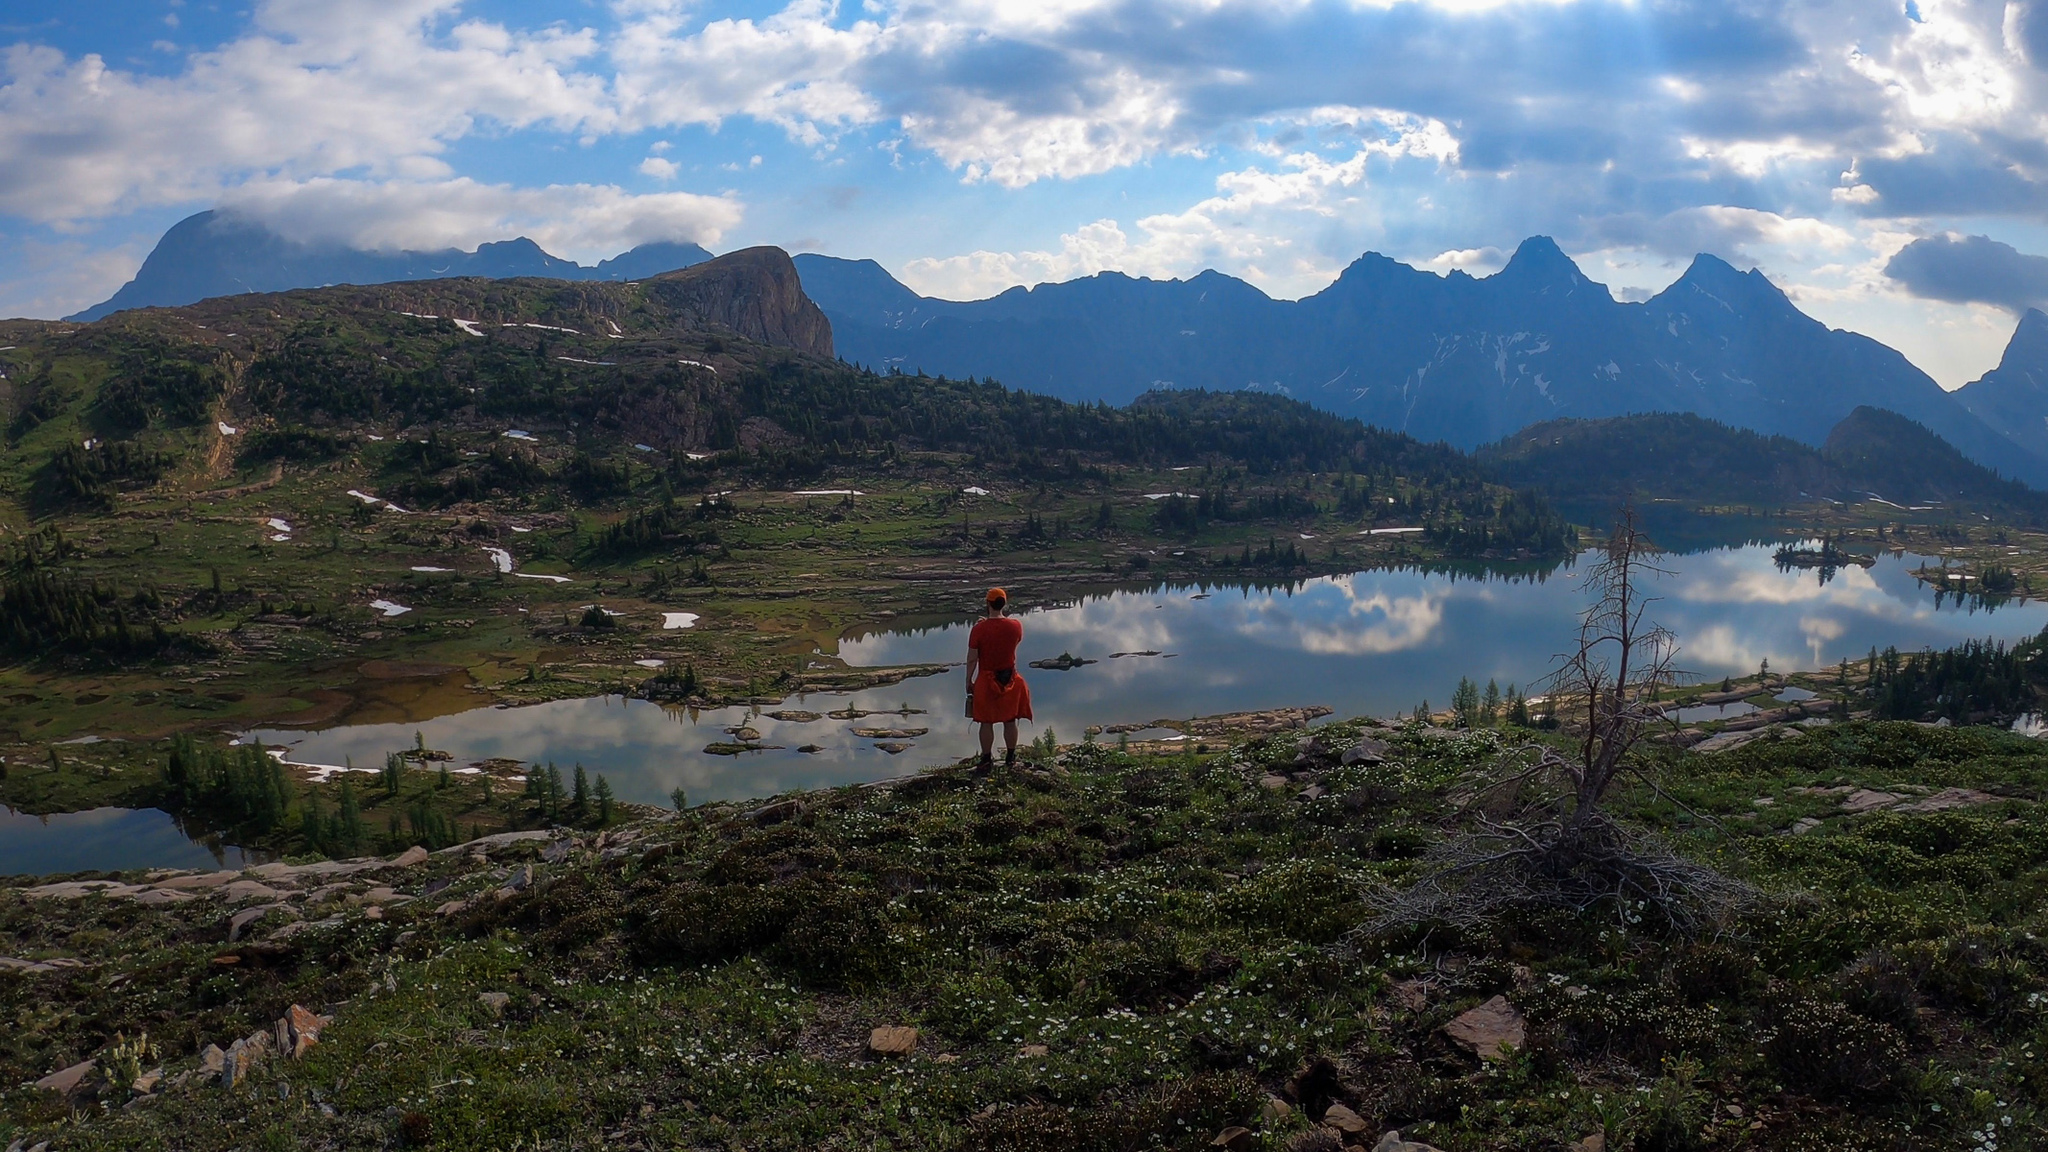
[217,177,741,260]
[639,156,680,180]
[1884,233,2048,314]
[901,117,1454,298]
[0,0,611,222]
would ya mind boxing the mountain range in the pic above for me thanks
[58,213,2048,488]
[794,242,2048,487]
[68,211,712,323]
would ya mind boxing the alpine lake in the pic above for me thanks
[9,522,2046,876]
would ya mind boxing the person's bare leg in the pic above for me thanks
[979,722,995,764]
[1003,721,1019,763]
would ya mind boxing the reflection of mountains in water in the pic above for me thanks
[1555,500,1787,556]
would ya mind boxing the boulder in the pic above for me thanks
[1569,1135,1607,1152]
[229,904,294,942]
[1211,1126,1255,1151]
[748,798,807,826]
[33,1059,95,1095]
[1341,738,1390,766]
[1323,1103,1369,1134]
[1259,1097,1292,1124]
[1019,1043,1049,1058]
[479,992,511,1016]
[199,1045,226,1075]
[867,1026,918,1057]
[1443,995,1525,1060]
[388,845,430,868]
[282,1004,327,1060]
[1258,775,1291,791]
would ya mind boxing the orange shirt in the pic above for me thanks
[969,616,1023,671]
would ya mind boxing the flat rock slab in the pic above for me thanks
[1444,995,1526,1060]
[1841,789,1910,814]
[1897,787,2002,813]
[19,880,146,900]
[1692,729,1771,754]
[852,727,929,739]
[437,829,552,855]
[0,956,89,974]
[153,871,240,891]
[34,1059,95,1095]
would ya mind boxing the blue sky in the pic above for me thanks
[5,0,2048,386]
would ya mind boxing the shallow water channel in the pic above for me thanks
[247,542,2048,813]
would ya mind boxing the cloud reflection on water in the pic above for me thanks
[254,546,2048,812]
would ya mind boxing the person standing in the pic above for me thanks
[966,587,1032,769]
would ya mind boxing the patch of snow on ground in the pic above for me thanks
[502,430,538,441]
[514,573,571,583]
[346,490,382,505]
[678,359,718,373]
[795,489,864,496]
[269,534,290,542]
[367,434,386,441]
[557,357,616,366]
[523,323,581,334]
[961,486,990,495]
[266,748,375,783]
[685,452,710,460]
[411,566,452,573]
[451,319,484,337]
[482,547,514,573]
[510,526,533,533]
[633,443,654,452]
[266,518,292,533]
[218,422,239,435]
[1364,526,1425,535]
[662,612,700,630]
[369,599,412,617]
[634,659,665,668]
[1141,492,1190,500]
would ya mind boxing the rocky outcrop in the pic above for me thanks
[644,247,833,357]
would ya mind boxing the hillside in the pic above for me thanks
[0,247,1572,743]
[1479,408,2048,523]
[69,210,715,322]
[796,243,2048,485]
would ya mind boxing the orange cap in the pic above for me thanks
[986,587,1007,604]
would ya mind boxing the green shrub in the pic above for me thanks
[1760,992,1906,1101]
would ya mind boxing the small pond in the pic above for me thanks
[0,807,260,878]
[247,542,2048,811]
[1665,701,1762,723]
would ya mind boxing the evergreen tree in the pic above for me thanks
[1452,677,1481,727]
[594,774,614,825]
[337,776,363,855]
[572,764,590,818]
[1482,678,1502,725]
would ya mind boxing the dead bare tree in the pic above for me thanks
[1363,508,1750,938]
[1551,509,1677,832]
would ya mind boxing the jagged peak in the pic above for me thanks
[1493,236,1591,285]
[1650,252,1800,317]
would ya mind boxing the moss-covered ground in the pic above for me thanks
[5,718,2048,1150]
